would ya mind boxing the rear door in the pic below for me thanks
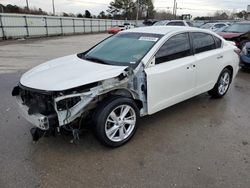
[145,33,197,114]
[190,32,224,94]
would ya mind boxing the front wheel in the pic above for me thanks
[94,97,139,147]
[208,68,232,98]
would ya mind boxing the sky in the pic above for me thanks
[0,0,249,17]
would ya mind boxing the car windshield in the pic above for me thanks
[223,23,250,33]
[83,32,163,67]
[200,23,213,29]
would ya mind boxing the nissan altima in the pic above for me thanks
[12,26,240,147]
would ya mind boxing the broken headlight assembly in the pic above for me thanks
[56,96,81,111]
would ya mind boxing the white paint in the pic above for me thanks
[144,28,239,114]
[20,54,127,91]
[19,26,239,117]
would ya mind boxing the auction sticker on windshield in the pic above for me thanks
[139,37,158,42]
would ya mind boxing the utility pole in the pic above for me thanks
[52,0,55,16]
[173,0,176,16]
[1,5,4,13]
[26,0,29,10]
[136,0,140,26]
[175,2,177,18]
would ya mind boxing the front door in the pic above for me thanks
[145,33,196,114]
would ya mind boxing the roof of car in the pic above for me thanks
[123,26,210,35]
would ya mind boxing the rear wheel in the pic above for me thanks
[208,68,232,98]
[94,97,139,147]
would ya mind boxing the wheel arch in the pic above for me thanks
[224,65,233,82]
[100,88,144,111]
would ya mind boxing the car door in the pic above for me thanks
[190,32,223,94]
[145,33,197,114]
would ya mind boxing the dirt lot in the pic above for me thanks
[0,34,250,188]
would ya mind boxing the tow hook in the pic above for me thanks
[70,129,80,144]
[30,127,45,141]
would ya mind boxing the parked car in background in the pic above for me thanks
[153,20,193,27]
[143,19,159,26]
[200,22,229,31]
[193,21,205,28]
[12,26,239,147]
[108,25,124,34]
[215,25,229,33]
[108,23,134,34]
[218,22,250,49]
[240,42,250,69]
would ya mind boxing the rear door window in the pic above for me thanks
[191,32,216,54]
[213,36,222,48]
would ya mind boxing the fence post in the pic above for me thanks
[105,19,107,31]
[60,17,63,35]
[44,17,48,36]
[90,19,92,33]
[73,18,75,34]
[24,15,29,37]
[98,19,100,32]
[0,14,5,40]
[83,19,85,33]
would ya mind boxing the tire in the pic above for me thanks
[208,68,232,98]
[94,96,139,147]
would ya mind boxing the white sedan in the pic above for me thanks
[13,26,240,147]
[200,22,229,31]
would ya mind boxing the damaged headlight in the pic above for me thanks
[56,96,81,111]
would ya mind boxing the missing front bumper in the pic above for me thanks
[16,97,57,130]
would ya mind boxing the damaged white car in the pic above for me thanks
[12,26,240,147]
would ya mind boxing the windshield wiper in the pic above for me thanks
[85,56,108,65]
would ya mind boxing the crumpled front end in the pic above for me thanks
[12,66,147,141]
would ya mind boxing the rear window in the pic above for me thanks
[167,21,185,26]
[186,22,193,27]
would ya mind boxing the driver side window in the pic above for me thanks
[155,33,192,64]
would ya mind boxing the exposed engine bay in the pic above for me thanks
[12,66,147,142]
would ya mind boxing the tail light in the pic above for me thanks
[234,48,241,56]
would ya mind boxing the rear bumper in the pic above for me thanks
[240,55,250,69]
[16,96,57,130]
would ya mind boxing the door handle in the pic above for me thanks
[217,55,224,59]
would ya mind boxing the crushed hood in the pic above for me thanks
[20,54,127,91]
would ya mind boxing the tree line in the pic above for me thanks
[0,2,248,21]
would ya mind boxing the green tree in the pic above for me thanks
[107,0,135,19]
[77,13,83,18]
[136,0,154,19]
[85,10,92,18]
[98,11,106,19]
[235,10,248,19]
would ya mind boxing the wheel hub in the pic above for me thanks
[105,104,136,142]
